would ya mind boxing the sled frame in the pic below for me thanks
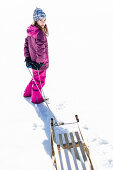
[50,115,97,170]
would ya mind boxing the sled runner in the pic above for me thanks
[50,115,97,170]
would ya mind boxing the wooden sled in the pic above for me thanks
[50,115,97,170]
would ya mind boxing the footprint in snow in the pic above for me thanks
[105,159,113,168]
[33,123,37,130]
[98,138,108,145]
[83,125,88,130]
[56,103,65,111]
[91,138,97,142]
[92,137,108,145]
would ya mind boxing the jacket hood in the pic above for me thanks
[27,24,40,39]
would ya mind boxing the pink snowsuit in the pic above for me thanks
[24,24,49,104]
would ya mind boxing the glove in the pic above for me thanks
[25,57,44,70]
[25,57,32,68]
[32,62,44,70]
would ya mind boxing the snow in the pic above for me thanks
[0,0,113,169]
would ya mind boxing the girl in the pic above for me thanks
[24,8,49,104]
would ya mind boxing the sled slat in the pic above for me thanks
[70,132,84,170]
[75,132,87,161]
[75,132,91,170]
[59,134,68,170]
[64,133,76,170]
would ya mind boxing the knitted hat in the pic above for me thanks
[33,8,46,22]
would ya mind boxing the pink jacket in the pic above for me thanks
[24,24,49,70]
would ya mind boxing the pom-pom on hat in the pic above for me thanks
[33,8,46,22]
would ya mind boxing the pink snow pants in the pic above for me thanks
[24,69,46,104]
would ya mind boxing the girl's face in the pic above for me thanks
[37,18,46,28]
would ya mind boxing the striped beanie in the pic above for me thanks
[33,8,46,22]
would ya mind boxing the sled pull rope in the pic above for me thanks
[37,69,65,126]
[28,68,42,96]
[27,68,63,126]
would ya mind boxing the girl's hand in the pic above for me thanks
[32,62,44,70]
[25,57,32,68]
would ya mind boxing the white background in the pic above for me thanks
[0,0,113,169]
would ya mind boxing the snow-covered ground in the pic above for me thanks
[0,0,113,169]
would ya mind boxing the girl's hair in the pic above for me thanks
[32,21,49,37]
